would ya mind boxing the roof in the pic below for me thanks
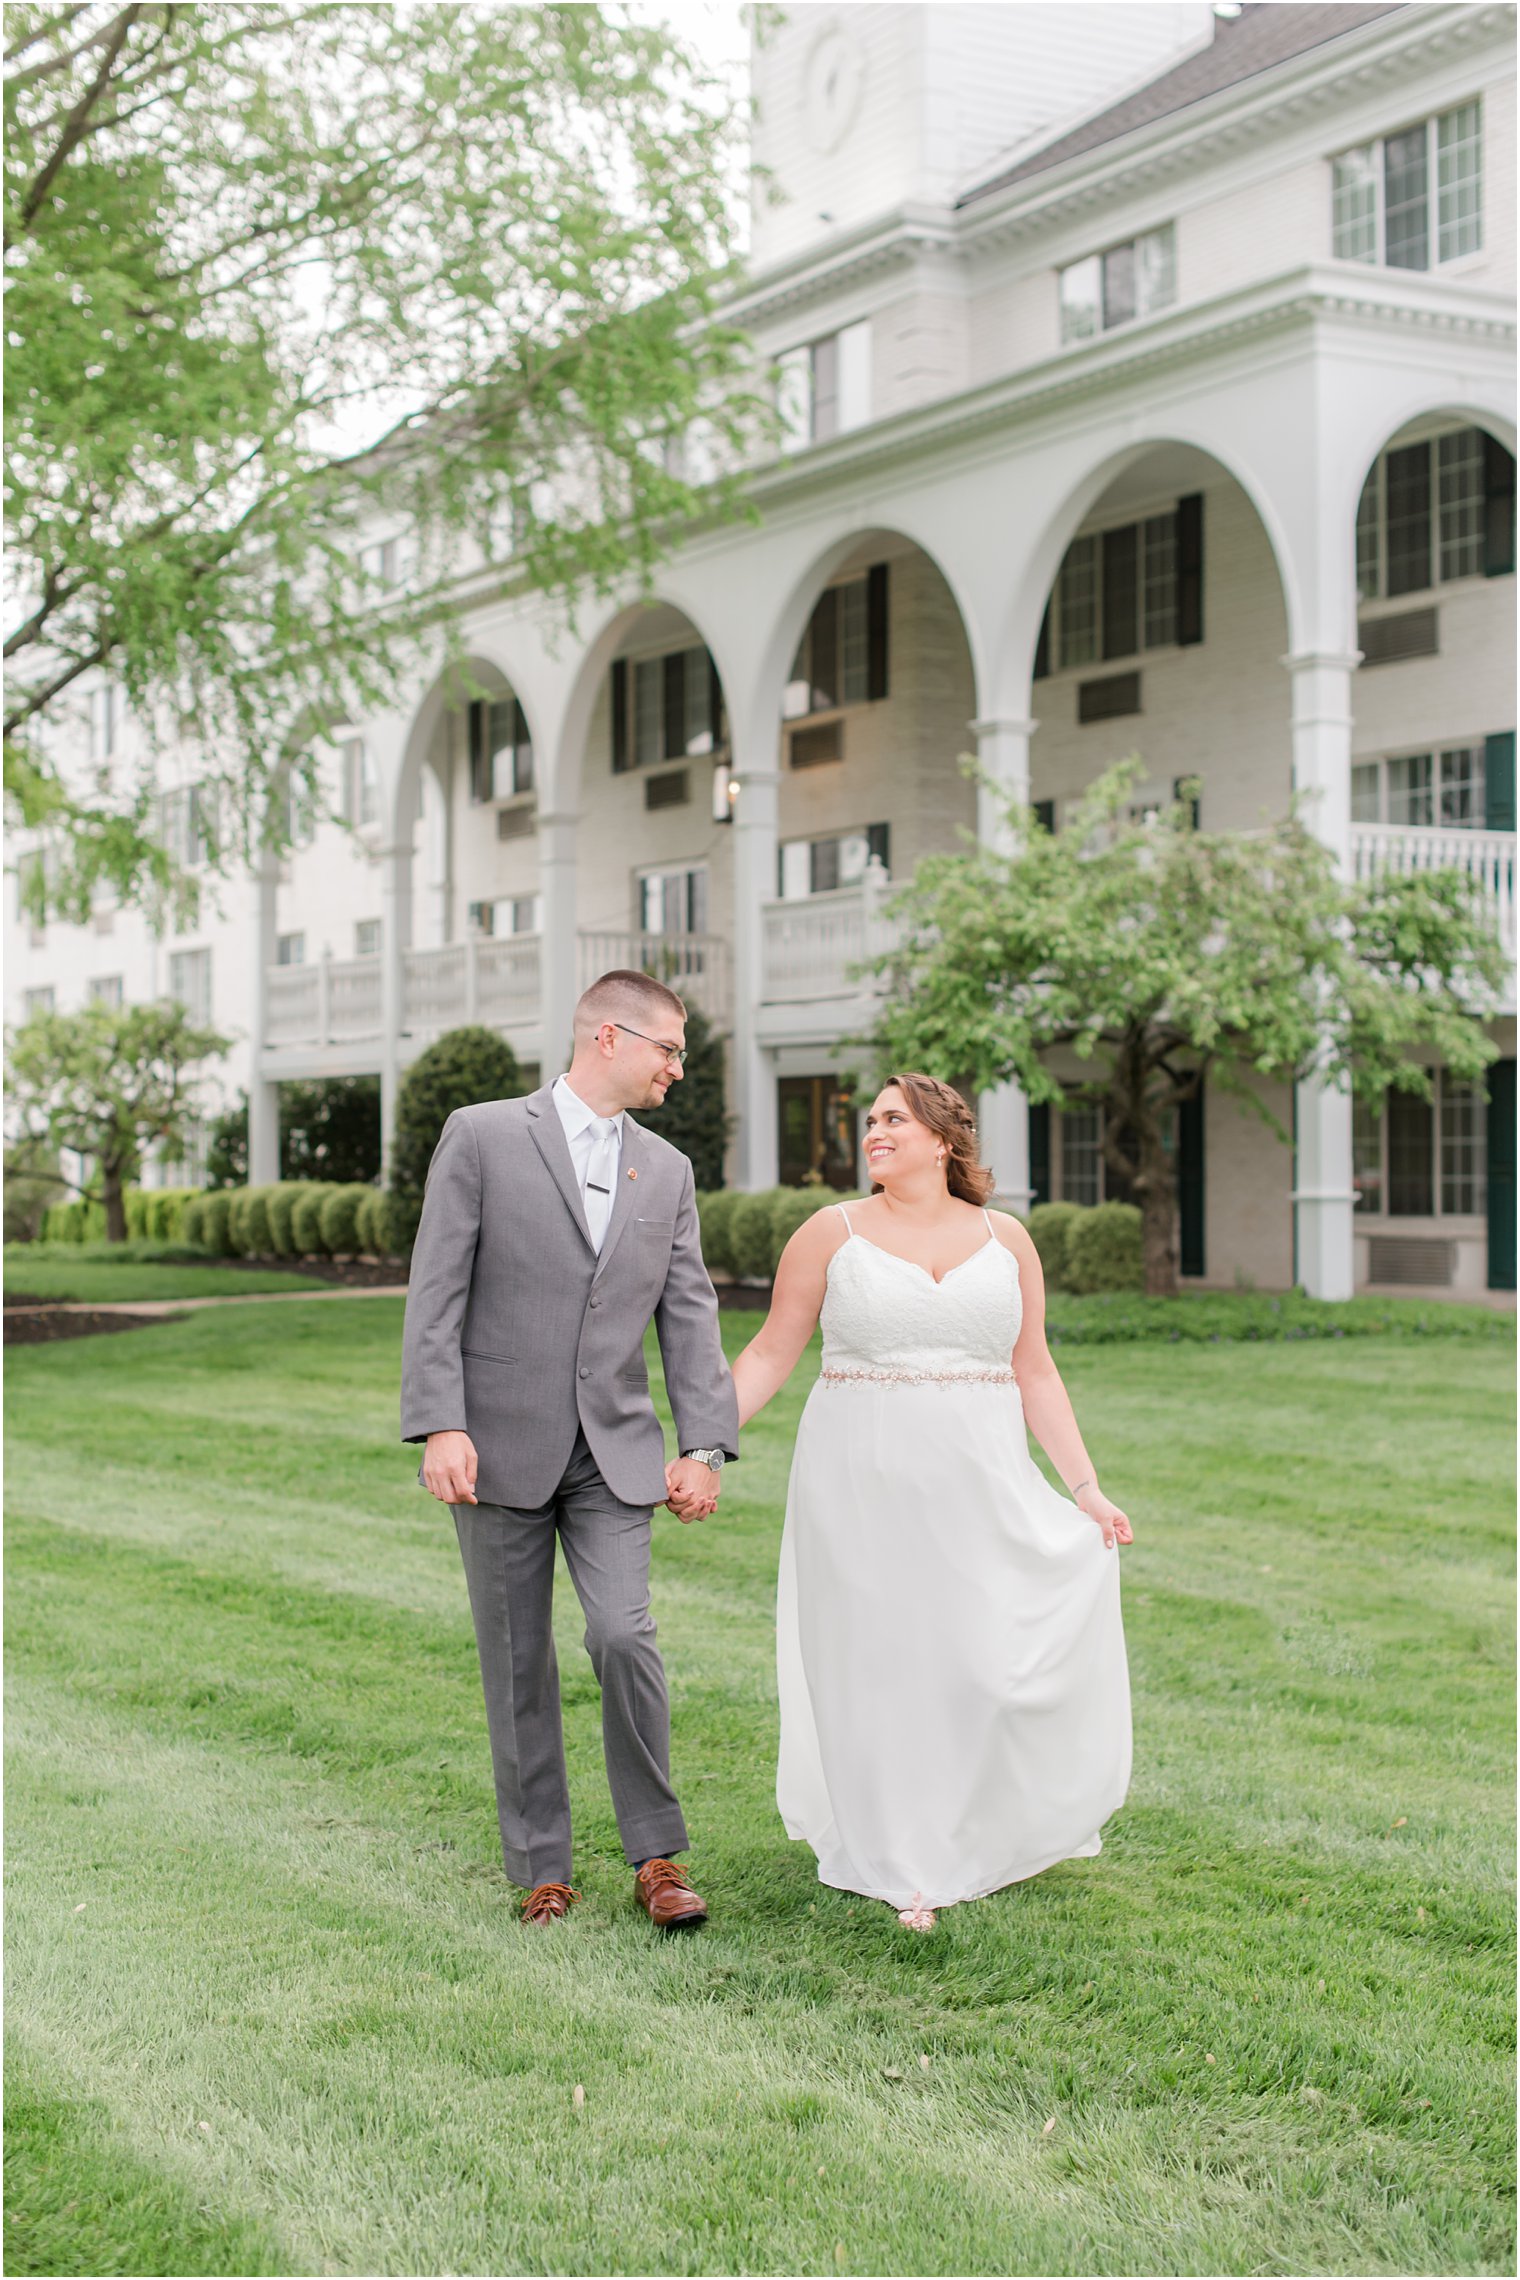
[958,3,1408,206]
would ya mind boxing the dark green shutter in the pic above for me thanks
[706,648,724,747]
[1484,730,1515,831]
[1033,600,1051,681]
[611,658,629,772]
[1028,1102,1050,1208]
[1173,775,1201,828]
[866,562,890,700]
[1177,493,1204,645]
[1483,435,1515,577]
[866,821,890,872]
[1032,799,1056,834]
[467,699,489,803]
[1487,1058,1515,1292]
[513,698,533,791]
[1101,524,1139,661]
[663,650,686,760]
[1178,1080,1205,1278]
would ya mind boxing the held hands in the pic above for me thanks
[1074,1481,1133,1550]
[664,1456,720,1524]
[423,1429,479,1505]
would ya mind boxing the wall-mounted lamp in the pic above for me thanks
[712,761,739,824]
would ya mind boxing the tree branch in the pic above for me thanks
[13,3,143,236]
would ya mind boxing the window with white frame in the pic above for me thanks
[637,865,707,935]
[1333,100,1482,269]
[1354,1071,1486,1217]
[341,738,379,828]
[467,896,540,937]
[89,684,117,768]
[1355,426,1514,599]
[1059,224,1175,343]
[776,319,871,447]
[354,919,381,958]
[23,985,54,1019]
[777,823,889,900]
[168,947,212,1023]
[611,645,723,772]
[1351,746,1486,829]
[469,696,534,801]
[1036,498,1202,674]
[276,931,306,965]
[1060,1105,1103,1208]
[361,536,402,586]
[284,768,316,848]
[87,975,123,1006]
[160,783,218,869]
[783,567,889,720]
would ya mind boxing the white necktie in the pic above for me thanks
[584,1117,619,1252]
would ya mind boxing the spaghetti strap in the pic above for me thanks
[835,1202,855,1232]
[981,1207,995,1235]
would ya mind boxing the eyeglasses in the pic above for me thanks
[611,1021,687,1068]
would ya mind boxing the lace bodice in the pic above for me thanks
[819,1207,1022,1377]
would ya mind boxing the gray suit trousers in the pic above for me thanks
[453,1429,688,1888]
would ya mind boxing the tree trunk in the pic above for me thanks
[102,1162,127,1243]
[1138,1169,1178,1298]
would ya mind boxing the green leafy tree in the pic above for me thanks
[388,1026,523,1249]
[207,1076,381,1188]
[870,761,1508,1296]
[5,999,229,1241]
[4,3,763,919]
[635,1001,727,1188]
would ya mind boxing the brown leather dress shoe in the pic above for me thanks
[634,1858,708,1929]
[521,1881,579,1926]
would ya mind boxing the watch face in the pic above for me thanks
[804,26,865,156]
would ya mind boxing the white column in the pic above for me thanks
[729,720,780,1190]
[247,855,281,1185]
[1285,648,1360,1301]
[377,841,413,1181]
[972,714,1036,1212]
[537,807,578,1083]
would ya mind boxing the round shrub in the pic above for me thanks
[1064,1200,1144,1295]
[243,1187,274,1255]
[198,1191,236,1256]
[124,1188,153,1240]
[696,1190,741,1278]
[181,1195,207,1246]
[355,1188,398,1257]
[1024,1202,1086,1293]
[770,1186,838,1262]
[730,1190,781,1281]
[319,1183,373,1256]
[291,1183,340,1255]
[265,1182,309,1256]
[388,1026,522,1253]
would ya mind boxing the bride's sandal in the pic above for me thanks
[897,1892,937,1931]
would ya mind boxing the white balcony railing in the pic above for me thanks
[402,934,542,1037]
[265,953,382,1047]
[760,862,906,1005]
[577,930,731,1019]
[1352,824,1516,960]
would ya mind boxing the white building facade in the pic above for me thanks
[9,1,1516,1297]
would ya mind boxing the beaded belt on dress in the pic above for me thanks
[820,1365,1017,1387]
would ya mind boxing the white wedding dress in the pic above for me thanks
[776,1206,1132,1910]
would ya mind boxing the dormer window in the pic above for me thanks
[1333,101,1481,269]
[777,320,871,446]
[1059,225,1175,343]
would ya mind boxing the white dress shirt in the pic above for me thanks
[552,1074,624,1251]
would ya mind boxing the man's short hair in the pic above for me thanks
[575,969,687,1039]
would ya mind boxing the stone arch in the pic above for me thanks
[548,583,738,820]
[390,644,547,851]
[1342,394,1516,546]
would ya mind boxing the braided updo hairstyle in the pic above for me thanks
[872,1073,996,1206]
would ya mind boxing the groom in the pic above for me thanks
[401,969,738,1929]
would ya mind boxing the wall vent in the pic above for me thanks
[496,803,535,841]
[1358,608,1439,666]
[1367,1235,1456,1286]
[789,719,843,769]
[1078,670,1142,724]
[644,769,689,811]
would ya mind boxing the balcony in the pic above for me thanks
[576,930,730,1022]
[266,955,382,1047]
[404,935,541,1038]
[1351,824,1517,969]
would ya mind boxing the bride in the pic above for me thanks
[729,1072,1133,1929]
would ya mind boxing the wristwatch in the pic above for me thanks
[681,1447,726,1471]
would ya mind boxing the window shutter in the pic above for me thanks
[468,701,490,804]
[706,648,724,747]
[1027,1102,1051,1208]
[1484,436,1516,577]
[663,650,686,760]
[866,821,890,872]
[1032,798,1056,834]
[866,563,889,700]
[1033,600,1052,682]
[611,659,629,773]
[1487,1059,1516,1292]
[1178,1079,1205,1278]
[1173,776,1201,829]
[512,698,534,792]
[1484,730,1515,831]
[1176,493,1204,644]
[1101,524,1139,661]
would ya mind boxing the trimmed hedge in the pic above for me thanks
[318,1183,375,1256]
[1063,1201,1145,1295]
[769,1186,843,1260]
[196,1192,237,1255]
[728,1192,779,1281]
[1025,1202,1085,1293]
[696,1186,864,1283]
[355,1188,397,1258]
[291,1183,341,1255]
[695,1191,742,1278]
[228,1186,276,1256]
[40,1199,106,1243]
[266,1182,315,1256]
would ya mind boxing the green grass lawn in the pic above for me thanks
[4,1245,328,1303]
[5,1299,1514,2277]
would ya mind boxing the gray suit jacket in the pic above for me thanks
[400,1085,738,1508]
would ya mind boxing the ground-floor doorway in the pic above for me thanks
[779,1075,859,1191]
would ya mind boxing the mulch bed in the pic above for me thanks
[224,1255,407,1288]
[5,1307,182,1347]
